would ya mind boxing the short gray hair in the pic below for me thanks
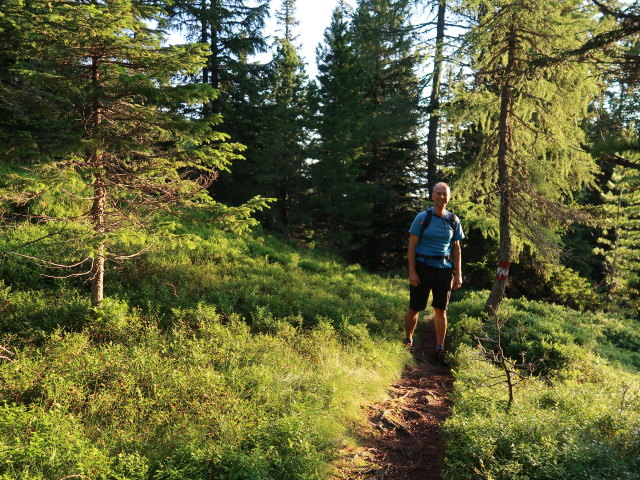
[432,182,450,194]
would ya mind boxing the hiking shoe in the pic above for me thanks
[435,349,447,365]
[403,338,414,349]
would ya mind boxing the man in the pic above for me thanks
[404,182,464,363]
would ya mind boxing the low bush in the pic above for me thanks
[0,227,409,480]
[444,294,640,480]
[111,229,405,336]
[1,310,407,479]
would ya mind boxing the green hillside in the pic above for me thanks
[1,224,639,479]
[444,293,640,479]
[0,226,410,480]
[2,0,639,478]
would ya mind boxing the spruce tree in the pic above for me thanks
[275,0,299,42]
[350,0,423,268]
[596,166,640,312]
[167,0,270,111]
[424,0,448,193]
[166,0,271,209]
[311,1,371,257]
[0,0,266,306]
[256,0,309,235]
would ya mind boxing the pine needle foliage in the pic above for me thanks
[167,0,271,93]
[451,0,605,310]
[0,0,269,306]
[319,0,423,268]
[310,1,371,257]
[457,0,601,246]
[256,35,310,235]
[595,165,640,313]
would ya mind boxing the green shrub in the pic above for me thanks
[547,264,600,311]
[444,295,640,480]
[0,288,90,343]
[0,228,409,480]
[0,403,110,479]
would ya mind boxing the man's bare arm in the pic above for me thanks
[408,234,420,287]
[452,240,462,289]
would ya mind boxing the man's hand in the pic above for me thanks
[409,271,420,287]
[453,273,463,290]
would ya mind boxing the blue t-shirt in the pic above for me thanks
[408,208,465,269]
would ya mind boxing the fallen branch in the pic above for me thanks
[1,345,15,363]
[379,410,413,437]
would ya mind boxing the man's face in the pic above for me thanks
[432,185,450,206]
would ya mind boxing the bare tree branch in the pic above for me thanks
[6,252,92,269]
[1,345,15,363]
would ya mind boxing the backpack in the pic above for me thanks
[415,208,460,264]
[418,208,459,241]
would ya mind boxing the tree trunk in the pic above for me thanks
[279,181,290,236]
[200,0,211,116]
[91,173,106,307]
[426,0,446,193]
[201,0,209,84]
[485,28,517,315]
[210,0,220,91]
[89,56,106,307]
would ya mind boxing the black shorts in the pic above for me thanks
[409,262,454,311]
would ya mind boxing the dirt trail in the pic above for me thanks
[332,318,453,480]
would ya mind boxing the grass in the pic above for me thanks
[0,226,409,480]
[443,292,640,480]
[3,222,639,479]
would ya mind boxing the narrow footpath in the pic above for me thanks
[332,319,454,480]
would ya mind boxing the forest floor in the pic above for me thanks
[331,318,453,480]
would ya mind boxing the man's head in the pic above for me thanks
[432,182,451,207]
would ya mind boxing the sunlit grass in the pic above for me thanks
[0,227,409,479]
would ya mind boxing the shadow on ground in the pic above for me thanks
[332,317,453,480]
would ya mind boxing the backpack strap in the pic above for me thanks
[416,209,460,265]
[418,209,433,240]
[418,208,458,241]
[447,212,459,232]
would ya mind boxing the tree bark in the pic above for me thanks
[210,0,220,91]
[485,27,517,315]
[201,0,209,85]
[200,0,211,116]
[91,173,106,307]
[426,0,446,193]
[90,56,106,307]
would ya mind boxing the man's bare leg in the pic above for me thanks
[405,309,420,343]
[433,307,447,349]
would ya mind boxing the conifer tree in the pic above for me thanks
[241,0,309,235]
[595,167,640,312]
[350,0,423,268]
[0,0,267,306]
[167,0,270,112]
[260,38,309,233]
[166,0,271,210]
[275,0,299,42]
[425,0,448,193]
[534,1,640,171]
[311,1,371,256]
[454,0,602,312]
